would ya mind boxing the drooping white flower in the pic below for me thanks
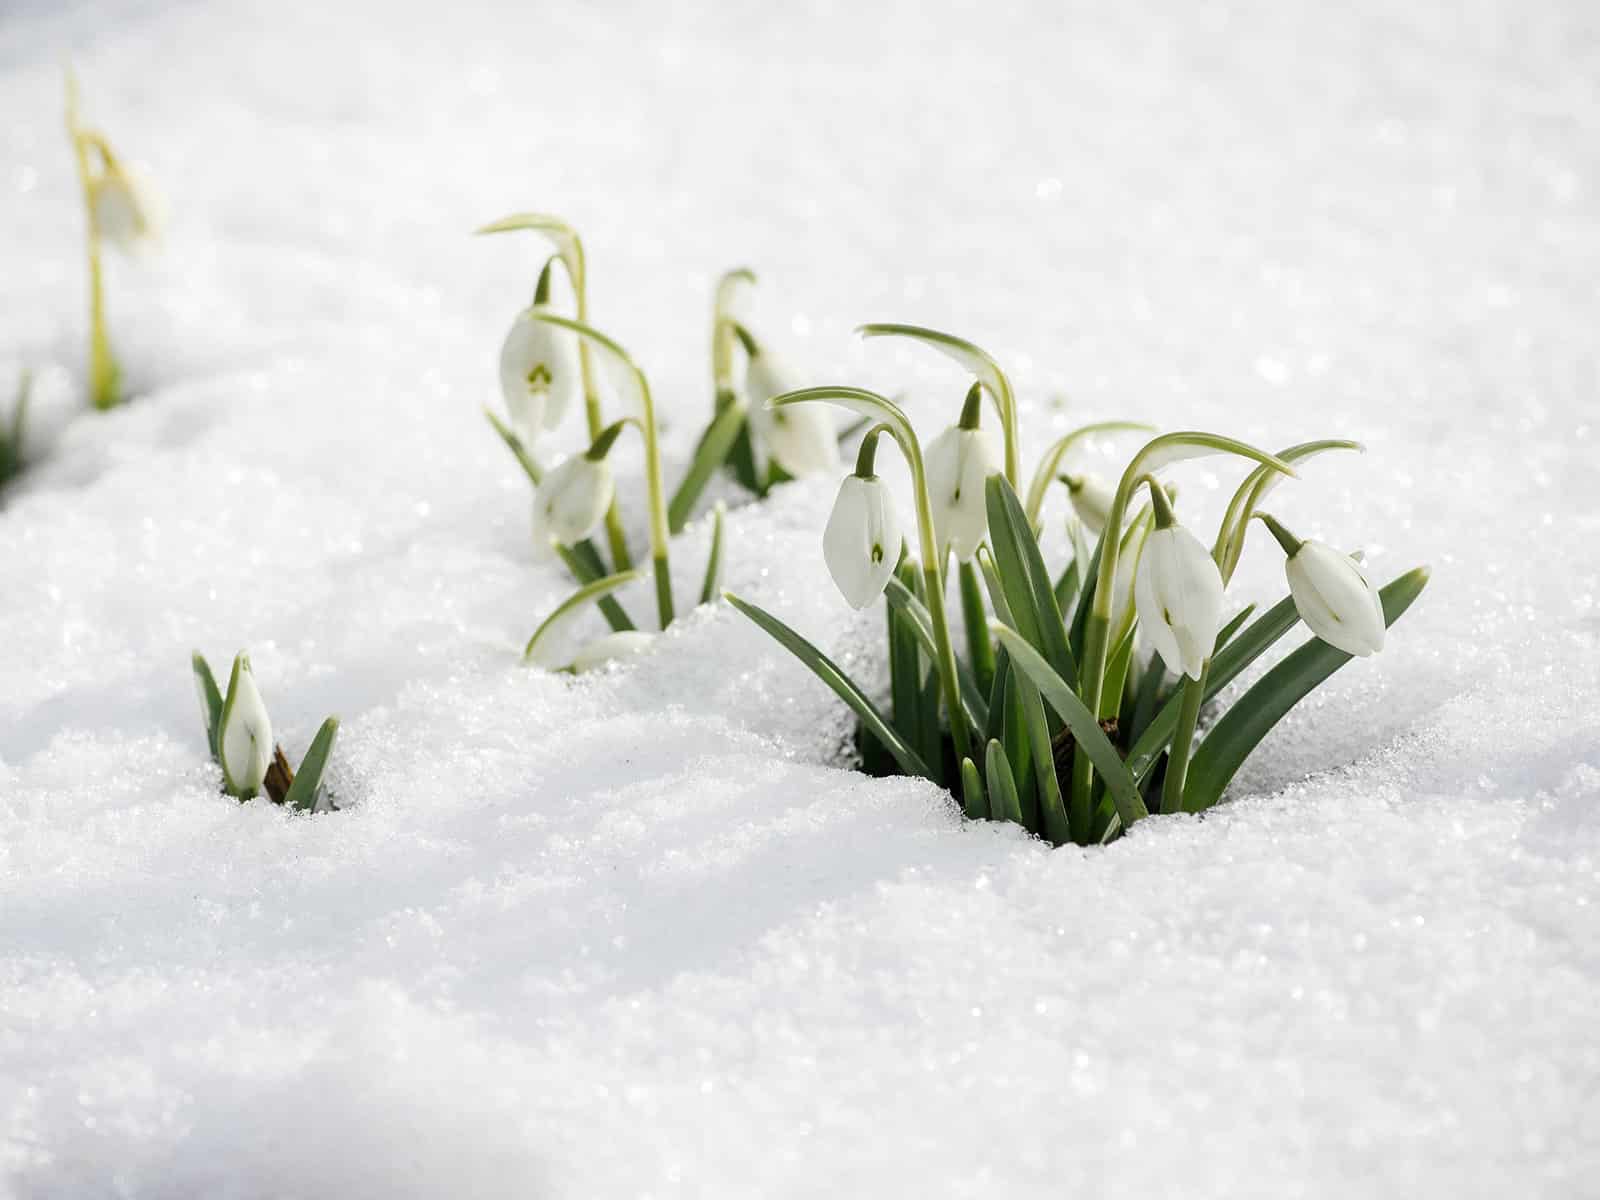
[532,453,614,549]
[498,306,581,440]
[745,350,837,477]
[91,162,161,251]
[1285,541,1386,656]
[924,424,1002,562]
[1135,525,1225,681]
[822,474,902,609]
[1065,473,1115,537]
[218,655,272,798]
[570,630,655,673]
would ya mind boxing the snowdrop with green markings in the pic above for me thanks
[192,652,340,811]
[725,322,1429,846]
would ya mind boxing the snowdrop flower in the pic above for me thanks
[823,471,902,610]
[1134,486,1224,681]
[90,161,161,252]
[923,386,1002,562]
[499,305,580,440]
[1063,473,1114,537]
[533,451,615,549]
[1259,514,1386,656]
[218,654,272,798]
[570,630,655,672]
[746,347,837,477]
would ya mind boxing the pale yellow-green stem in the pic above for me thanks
[1022,420,1156,528]
[65,74,119,411]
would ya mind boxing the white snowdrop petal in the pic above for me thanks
[1135,526,1224,680]
[1286,541,1386,656]
[823,475,902,609]
[747,353,836,477]
[534,455,614,547]
[925,425,1001,562]
[219,661,272,795]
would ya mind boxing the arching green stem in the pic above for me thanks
[1212,439,1362,582]
[1023,420,1156,527]
[476,213,631,570]
[530,312,674,629]
[770,385,972,770]
[711,268,756,406]
[856,323,1021,489]
[1069,432,1298,816]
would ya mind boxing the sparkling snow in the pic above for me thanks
[2,0,1598,1195]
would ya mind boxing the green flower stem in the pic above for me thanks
[1162,665,1207,815]
[1070,432,1297,821]
[1212,439,1361,582]
[773,385,972,770]
[1021,420,1155,527]
[65,74,119,411]
[958,560,995,696]
[855,323,1021,489]
[531,312,674,629]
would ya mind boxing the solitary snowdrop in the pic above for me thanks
[1134,484,1224,681]
[1258,513,1386,656]
[218,654,272,799]
[924,386,1002,562]
[746,347,837,477]
[1063,473,1114,536]
[90,161,161,252]
[570,630,655,673]
[533,450,615,549]
[823,470,902,609]
[499,304,580,440]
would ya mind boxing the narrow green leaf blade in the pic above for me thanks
[984,475,1077,689]
[524,569,645,663]
[698,503,727,606]
[670,403,747,533]
[985,739,1024,825]
[1182,567,1430,812]
[960,756,987,821]
[727,591,932,780]
[884,575,988,732]
[992,624,1148,829]
[191,652,224,761]
[283,717,340,812]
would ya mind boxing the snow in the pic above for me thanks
[2,0,1598,1194]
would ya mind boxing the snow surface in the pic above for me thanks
[3,0,1599,1194]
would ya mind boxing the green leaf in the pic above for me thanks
[985,739,1024,825]
[670,402,748,533]
[1067,526,1107,662]
[991,624,1149,830]
[1181,567,1430,812]
[983,475,1077,689]
[697,503,727,606]
[484,407,543,487]
[727,591,932,780]
[191,652,224,761]
[884,575,988,732]
[282,717,339,812]
[960,756,987,821]
[1125,596,1300,786]
[557,542,637,632]
[524,569,646,663]
[1015,665,1071,844]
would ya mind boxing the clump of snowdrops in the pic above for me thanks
[724,324,1428,846]
[65,71,162,412]
[191,652,340,812]
[478,214,845,671]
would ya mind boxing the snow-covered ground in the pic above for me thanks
[2,0,1598,1194]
